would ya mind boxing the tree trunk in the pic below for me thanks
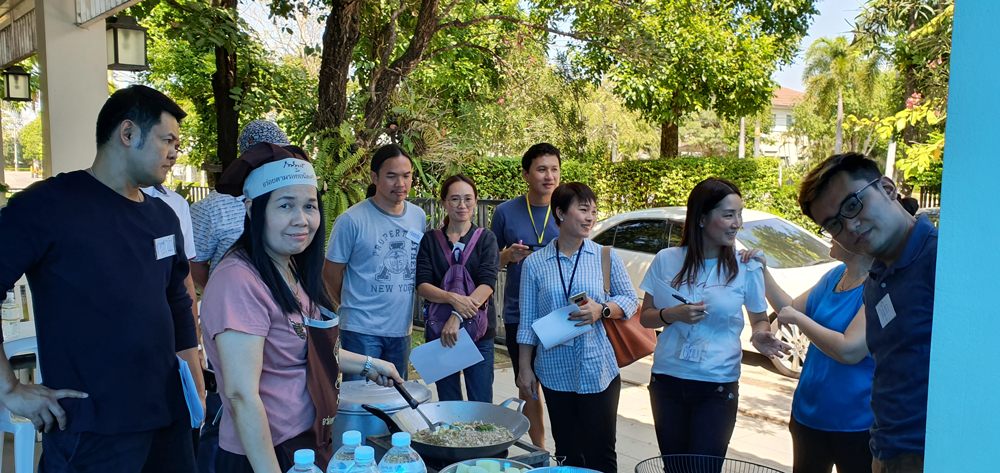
[361,0,441,139]
[212,0,239,172]
[753,120,761,157]
[660,121,679,158]
[835,89,844,154]
[902,7,920,145]
[315,0,363,131]
[738,117,746,159]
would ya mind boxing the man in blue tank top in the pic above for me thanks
[797,153,935,473]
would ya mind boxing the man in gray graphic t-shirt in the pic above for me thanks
[325,145,426,380]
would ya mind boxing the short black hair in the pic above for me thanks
[552,182,597,227]
[521,143,561,171]
[372,144,413,174]
[798,153,883,221]
[96,85,186,148]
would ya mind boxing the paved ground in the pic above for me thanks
[1,170,41,191]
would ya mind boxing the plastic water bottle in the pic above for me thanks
[376,432,426,473]
[287,449,323,473]
[1,290,20,339]
[327,430,363,473]
[346,446,379,473]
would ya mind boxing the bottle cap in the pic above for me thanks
[343,430,362,446]
[391,432,411,447]
[294,449,315,465]
[355,446,375,461]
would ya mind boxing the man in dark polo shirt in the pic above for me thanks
[797,153,934,473]
[0,85,203,472]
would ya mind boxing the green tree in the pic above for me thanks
[17,118,43,165]
[572,0,818,158]
[802,37,878,154]
[135,0,318,173]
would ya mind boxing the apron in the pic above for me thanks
[298,308,342,467]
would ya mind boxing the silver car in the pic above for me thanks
[590,207,841,378]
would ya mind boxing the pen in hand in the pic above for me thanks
[672,294,708,315]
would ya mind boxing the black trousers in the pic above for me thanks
[789,414,872,473]
[541,375,621,473]
[38,416,196,473]
[504,323,536,379]
[648,373,739,458]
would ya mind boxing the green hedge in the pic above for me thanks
[462,158,592,200]
[460,156,821,235]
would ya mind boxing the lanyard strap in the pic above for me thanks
[556,239,583,303]
[526,196,551,244]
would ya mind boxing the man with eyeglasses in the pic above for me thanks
[796,153,934,473]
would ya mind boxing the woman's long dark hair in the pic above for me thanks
[440,174,478,228]
[672,178,742,289]
[229,189,334,317]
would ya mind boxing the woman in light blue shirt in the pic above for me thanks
[637,178,789,460]
[516,183,639,473]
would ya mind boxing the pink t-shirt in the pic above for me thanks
[201,254,315,455]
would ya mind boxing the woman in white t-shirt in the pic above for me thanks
[637,178,789,459]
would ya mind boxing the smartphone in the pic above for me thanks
[203,368,218,393]
[570,292,588,306]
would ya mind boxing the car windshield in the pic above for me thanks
[737,218,834,269]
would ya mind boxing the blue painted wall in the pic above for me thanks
[926,1,1000,470]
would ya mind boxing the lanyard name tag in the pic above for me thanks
[676,336,706,363]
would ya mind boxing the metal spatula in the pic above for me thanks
[395,383,453,432]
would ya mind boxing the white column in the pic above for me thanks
[36,0,110,176]
[925,1,1000,471]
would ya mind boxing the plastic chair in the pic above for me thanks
[635,455,784,473]
[0,336,41,473]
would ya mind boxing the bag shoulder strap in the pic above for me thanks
[458,228,484,266]
[602,245,612,295]
[432,229,455,266]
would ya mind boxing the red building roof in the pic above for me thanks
[772,87,805,107]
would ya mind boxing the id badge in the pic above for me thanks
[675,337,706,363]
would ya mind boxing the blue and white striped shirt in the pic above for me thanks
[517,238,639,394]
[191,190,246,274]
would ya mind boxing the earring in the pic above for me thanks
[700,224,704,228]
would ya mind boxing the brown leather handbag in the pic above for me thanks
[600,246,657,368]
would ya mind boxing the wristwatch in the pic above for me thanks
[601,303,612,319]
[359,356,373,378]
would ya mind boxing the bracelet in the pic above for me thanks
[658,308,670,326]
[359,356,373,378]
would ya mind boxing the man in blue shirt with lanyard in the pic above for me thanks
[490,143,561,450]
[797,153,935,473]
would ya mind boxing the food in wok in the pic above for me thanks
[413,422,514,448]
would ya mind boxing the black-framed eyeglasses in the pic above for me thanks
[821,178,881,237]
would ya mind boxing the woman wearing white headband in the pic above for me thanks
[201,143,403,473]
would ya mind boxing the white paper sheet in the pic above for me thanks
[410,329,485,385]
[530,304,594,350]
